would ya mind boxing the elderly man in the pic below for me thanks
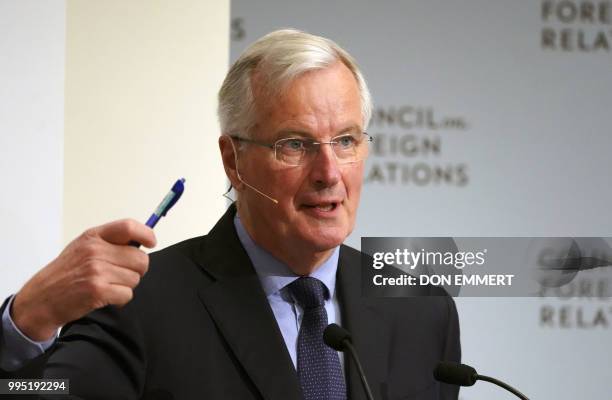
[0,30,460,399]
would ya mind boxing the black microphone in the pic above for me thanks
[323,323,374,400]
[434,361,530,400]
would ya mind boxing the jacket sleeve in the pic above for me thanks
[0,298,147,400]
[0,295,59,374]
[38,302,147,400]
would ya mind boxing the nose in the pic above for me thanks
[308,143,341,189]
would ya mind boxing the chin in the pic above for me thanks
[299,226,349,252]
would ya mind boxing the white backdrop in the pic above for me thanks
[0,0,229,299]
[230,1,612,398]
[0,0,65,297]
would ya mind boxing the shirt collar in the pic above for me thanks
[234,214,339,299]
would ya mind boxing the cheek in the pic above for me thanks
[243,155,301,192]
[261,171,309,219]
[277,170,312,197]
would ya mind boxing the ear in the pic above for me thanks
[219,135,244,191]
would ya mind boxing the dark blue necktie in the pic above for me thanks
[289,277,346,400]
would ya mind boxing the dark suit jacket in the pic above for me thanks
[0,205,460,400]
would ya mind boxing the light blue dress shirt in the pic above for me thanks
[0,294,57,370]
[1,214,343,371]
[233,214,342,369]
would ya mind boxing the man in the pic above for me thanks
[0,29,460,399]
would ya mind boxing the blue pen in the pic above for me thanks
[131,178,186,247]
[145,178,186,228]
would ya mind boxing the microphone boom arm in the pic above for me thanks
[477,374,530,400]
[343,340,375,400]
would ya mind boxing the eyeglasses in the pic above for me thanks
[229,132,372,166]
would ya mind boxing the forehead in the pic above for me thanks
[251,62,363,141]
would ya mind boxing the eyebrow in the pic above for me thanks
[273,124,363,140]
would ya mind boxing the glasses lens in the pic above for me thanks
[275,138,306,166]
[274,133,370,166]
[333,132,369,164]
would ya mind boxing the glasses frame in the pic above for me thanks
[229,132,373,166]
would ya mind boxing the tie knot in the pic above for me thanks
[288,277,328,309]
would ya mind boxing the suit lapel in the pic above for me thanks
[337,245,390,400]
[195,205,302,400]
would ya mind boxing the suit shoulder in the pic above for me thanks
[149,234,207,263]
[137,234,211,296]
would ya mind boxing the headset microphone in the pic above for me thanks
[236,169,279,204]
[229,137,279,204]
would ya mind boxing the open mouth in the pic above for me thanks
[303,202,338,212]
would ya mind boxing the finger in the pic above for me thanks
[104,284,134,307]
[102,264,141,289]
[93,219,157,248]
[96,242,150,276]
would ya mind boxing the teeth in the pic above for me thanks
[315,204,333,211]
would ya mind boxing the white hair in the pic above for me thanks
[217,29,372,137]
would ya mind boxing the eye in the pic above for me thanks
[281,138,305,151]
[336,135,357,148]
